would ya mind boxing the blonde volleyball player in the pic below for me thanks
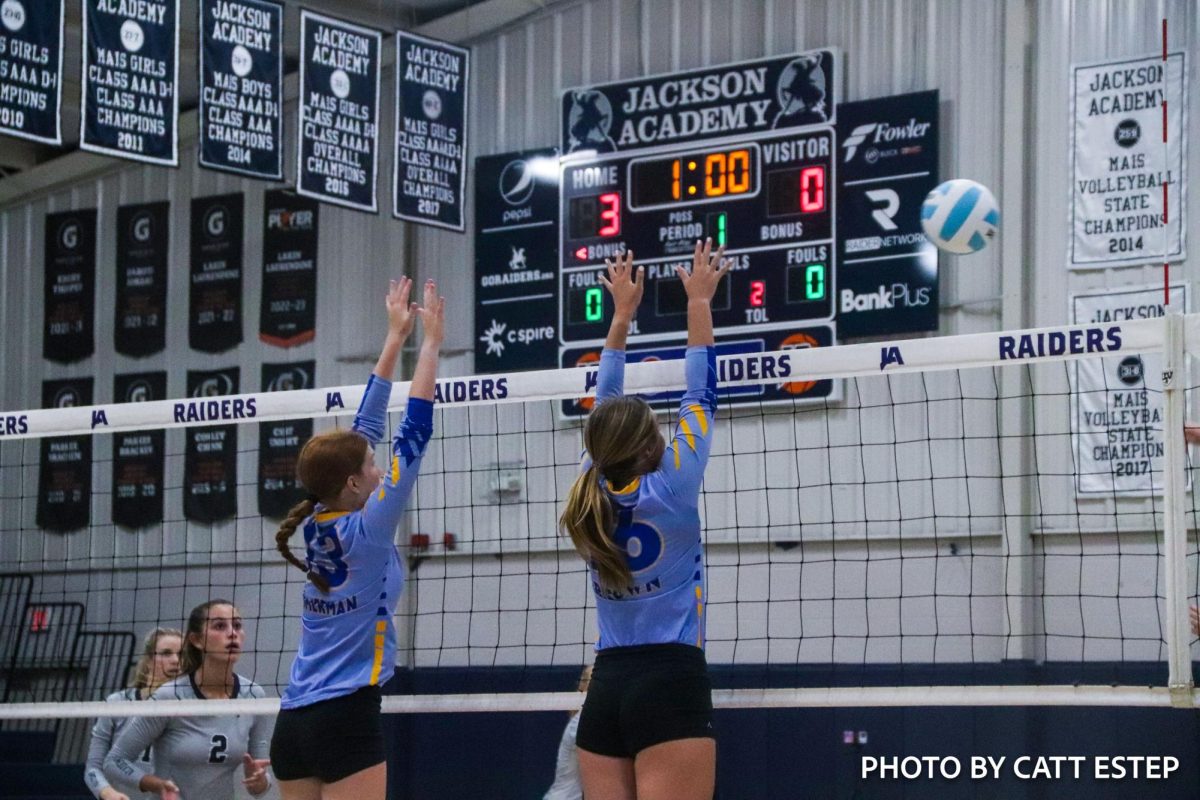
[105,600,272,799]
[85,627,181,800]
[561,240,730,800]
[268,277,444,800]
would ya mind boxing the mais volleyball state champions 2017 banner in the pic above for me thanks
[1070,283,1189,496]
[0,0,65,144]
[1070,51,1187,269]
[198,0,283,179]
[81,0,179,165]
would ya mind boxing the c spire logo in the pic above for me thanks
[480,319,507,357]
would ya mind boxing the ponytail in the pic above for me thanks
[275,497,331,593]
[560,463,632,593]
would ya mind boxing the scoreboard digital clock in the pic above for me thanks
[559,127,835,344]
[555,49,841,408]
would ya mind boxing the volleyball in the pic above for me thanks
[920,179,1000,254]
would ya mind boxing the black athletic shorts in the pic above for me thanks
[576,643,714,758]
[270,685,385,782]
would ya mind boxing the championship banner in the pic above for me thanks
[115,202,169,357]
[297,10,381,212]
[394,31,468,230]
[258,361,314,518]
[474,149,559,372]
[561,49,837,154]
[112,371,166,528]
[1070,283,1188,496]
[0,0,64,144]
[183,367,239,523]
[198,0,283,179]
[80,0,179,165]
[189,193,243,353]
[836,90,939,337]
[1070,52,1187,269]
[260,189,318,347]
[37,378,93,532]
[43,209,97,364]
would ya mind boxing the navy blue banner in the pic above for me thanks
[836,90,939,338]
[115,201,169,357]
[81,0,179,165]
[394,31,468,231]
[0,0,64,143]
[112,371,166,529]
[297,10,380,212]
[260,189,318,347]
[189,192,243,352]
[198,0,282,179]
[43,209,96,364]
[184,367,239,523]
[37,377,93,532]
[474,148,559,373]
[258,361,314,519]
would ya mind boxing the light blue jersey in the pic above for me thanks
[587,346,717,650]
[281,375,433,709]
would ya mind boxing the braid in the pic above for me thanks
[275,498,331,593]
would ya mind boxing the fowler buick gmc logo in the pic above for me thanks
[842,118,932,163]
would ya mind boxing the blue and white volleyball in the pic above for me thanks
[920,179,999,254]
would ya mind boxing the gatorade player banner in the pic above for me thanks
[198,0,283,179]
[183,367,239,523]
[0,0,65,144]
[394,31,469,230]
[189,193,243,353]
[112,371,166,528]
[80,0,179,165]
[37,377,93,532]
[258,361,315,518]
[1070,283,1189,496]
[1070,52,1187,268]
[297,10,381,212]
[115,202,169,357]
[261,189,318,347]
[43,209,97,364]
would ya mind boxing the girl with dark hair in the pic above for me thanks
[85,627,181,800]
[269,277,444,800]
[561,240,730,800]
[105,600,272,799]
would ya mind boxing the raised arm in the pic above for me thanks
[353,278,418,444]
[596,251,643,402]
[661,239,730,496]
[359,280,443,545]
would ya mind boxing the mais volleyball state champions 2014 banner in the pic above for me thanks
[1070,51,1187,269]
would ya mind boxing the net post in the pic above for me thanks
[1162,312,1193,706]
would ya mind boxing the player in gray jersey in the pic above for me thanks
[106,600,274,799]
[85,627,182,800]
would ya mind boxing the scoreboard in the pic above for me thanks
[557,49,840,404]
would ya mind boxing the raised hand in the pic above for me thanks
[599,250,644,321]
[386,277,418,339]
[242,753,271,796]
[417,279,445,347]
[675,238,732,304]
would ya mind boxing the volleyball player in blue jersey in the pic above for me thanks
[561,240,730,800]
[268,277,444,800]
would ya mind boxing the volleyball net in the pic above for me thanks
[2,314,1200,740]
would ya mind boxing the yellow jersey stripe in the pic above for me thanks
[368,620,387,685]
[688,404,708,436]
[673,440,680,470]
[695,586,704,647]
[606,476,641,495]
[391,456,400,484]
[679,418,696,452]
[314,510,349,523]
